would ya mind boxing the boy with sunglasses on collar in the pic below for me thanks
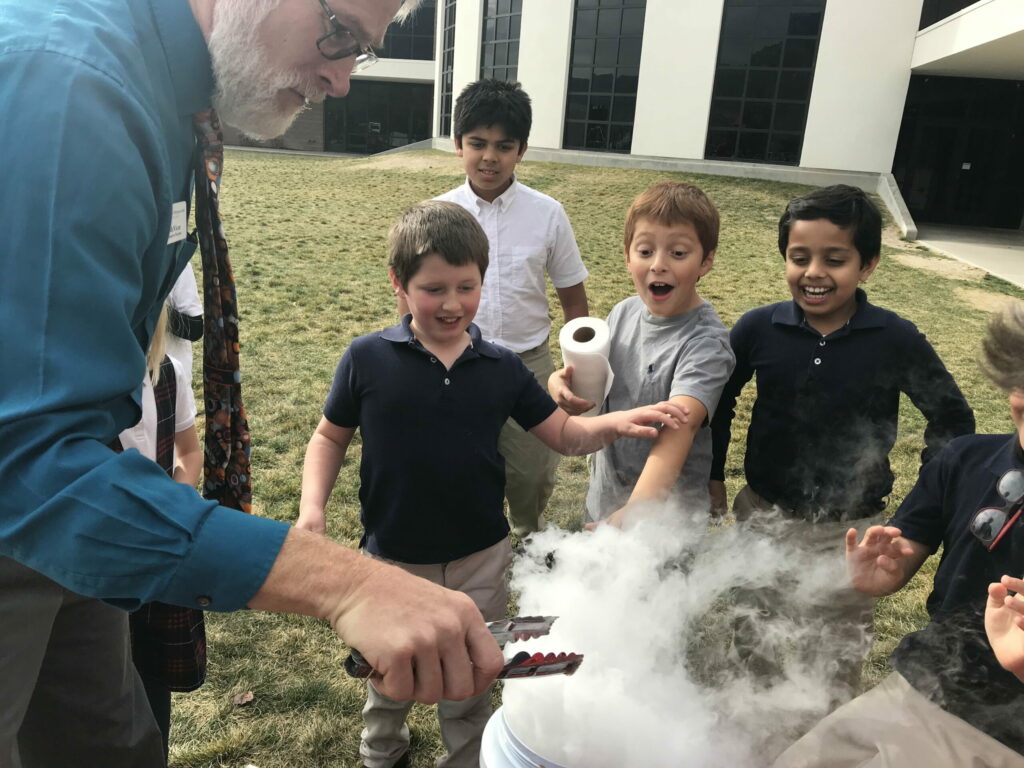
[773,303,1024,767]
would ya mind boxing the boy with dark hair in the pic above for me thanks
[551,181,735,525]
[431,78,590,536]
[300,201,685,768]
[709,184,975,696]
[773,302,1024,767]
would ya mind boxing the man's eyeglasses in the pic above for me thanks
[970,469,1024,551]
[316,0,379,72]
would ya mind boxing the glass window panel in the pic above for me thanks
[575,9,597,36]
[567,94,588,120]
[498,0,511,13]
[709,98,741,127]
[742,101,772,130]
[783,37,816,68]
[484,44,495,66]
[772,101,807,131]
[754,7,788,37]
[746,69,777,99]
[619,37,642,66]
[484,18,496,41]
[574,38,595,67]
[622,7,645,35]
[737,131,768,160]
[749,39,782,67]
[494,42,508,66]
[510,14,521,39]
[718,37,751,68]
[777,70,811,100]
[413,36,434,60]
[788,12,820,35]
[497,15,510,39]
[585,124,608,149]
[577,0,598,6]
[722,6,756,37]
[564,121,586,148]
[595,38,619,67]
[509,41,519,65]
[615,67,640,93]
[597,8,622,36]
[609,124,633,151]
[592,67,614,91]
[511,0,522,11]
[767,133,801,163]
[706,130,738,159]
[569,67,591,92]
[611,95,636,123]
[589,94,611,120]
[714,69,746,98]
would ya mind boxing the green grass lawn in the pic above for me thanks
[168,149,1024,767]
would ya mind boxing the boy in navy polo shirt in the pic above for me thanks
[772,302,1024,767]
[297,201,685,768]
[709,185,975,699]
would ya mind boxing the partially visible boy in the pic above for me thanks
[772,302,1024,768]
[709,184,975,696]
[432,78,589,536]
[550,181,735,526]
[299,201,685,768]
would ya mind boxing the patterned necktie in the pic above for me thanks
[192,109,252,514]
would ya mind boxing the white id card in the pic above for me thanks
[167,201,187,244]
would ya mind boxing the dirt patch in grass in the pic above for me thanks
[891,252,988,282]
[347,151,453,173]
[955,286,1020,313]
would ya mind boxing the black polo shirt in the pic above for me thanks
[710,290,975,519]
[890,434,1024,754]
[323,317,557,564]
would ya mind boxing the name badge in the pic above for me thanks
[167,201,187,244]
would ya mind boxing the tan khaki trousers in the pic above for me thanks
[772,672,1024,768]
[498,341,560,536]
[359,538,512,768]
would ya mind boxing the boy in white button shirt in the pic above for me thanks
[429,79,590,536]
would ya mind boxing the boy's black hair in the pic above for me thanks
[452,79,532,147]
[777,184,882,266]
[388,201,489,288]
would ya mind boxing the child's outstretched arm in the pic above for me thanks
[297,416,356,535]
[172,425,202,487]
[986,575,1024,683]
[529,400,688,457]
[844,525,931,596]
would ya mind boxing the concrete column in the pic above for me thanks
[516,0,576,150]
[450,0,485,137]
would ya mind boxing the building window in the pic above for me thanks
[563,0,646,153]
[439,0,457,136]
[380,0,436,60]
[325,81,434,155]
[919,0,979,29]
[705,0,825,165]
[480,0,522,81]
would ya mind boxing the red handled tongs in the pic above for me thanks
[344,615,584,680]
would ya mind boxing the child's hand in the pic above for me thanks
[295,508,327,536]
[985,575,1024,682]
[845,525,915,596]
[614,401,689,439]
[549,365,595,416]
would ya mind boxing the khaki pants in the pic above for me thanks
[0,556,164,768]
[359,538,512,768]
[773,672,1024,768]
[730,486,881,704]
[498,341,560,536]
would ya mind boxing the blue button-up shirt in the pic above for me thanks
[0,0,288,610]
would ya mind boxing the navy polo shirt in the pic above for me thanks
[323,317,558,563]
[711,290,975,519]
[890,434,1024,753]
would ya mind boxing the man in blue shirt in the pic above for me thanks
[0,2,503,765]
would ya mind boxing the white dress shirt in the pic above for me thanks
[436,178,588,353]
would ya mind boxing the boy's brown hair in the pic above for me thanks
[981,300,1024,393]
[623,181,720,258]
[387,201,490,289]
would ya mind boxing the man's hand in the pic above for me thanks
[985,575,1024,683]
[845,525,922,596]
[610,401,689,439]
[548,365,594,416]
[708,480,728,518]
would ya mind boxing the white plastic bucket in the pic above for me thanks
[480,706,569,768]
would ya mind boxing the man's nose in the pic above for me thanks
[316,57,354,99]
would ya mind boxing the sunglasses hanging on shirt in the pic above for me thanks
[970,468,1024,551]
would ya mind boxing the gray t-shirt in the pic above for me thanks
[586,296,735,521]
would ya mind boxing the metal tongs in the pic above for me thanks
[344,615,584,680]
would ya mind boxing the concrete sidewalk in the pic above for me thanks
[915,225,1024,289]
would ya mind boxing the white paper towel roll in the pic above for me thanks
[558,316,614,417]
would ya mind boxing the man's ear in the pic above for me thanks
[859,254,881,282]
[516,141,528,162]
[389,268,404,296]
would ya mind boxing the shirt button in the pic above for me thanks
[444,378,451,385]
[196,595,212,607]
[813,357,822,365]
[430,357,437,363]
[819,340,826,347]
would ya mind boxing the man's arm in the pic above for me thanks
[529,401,688,456]
[555,282,588,324]
[297,417,355,535]
[845,526,932,596]
[986,575,1024,683]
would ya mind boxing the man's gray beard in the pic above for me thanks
[207,0,306,140]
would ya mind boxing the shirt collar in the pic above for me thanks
[772,289,887,332]
[464,175,518,210]
[984,434,1024,477]
[381,315,503,359]
[151,0,214,116]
